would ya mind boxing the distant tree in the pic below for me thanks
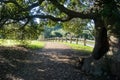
[63,18,90,38]
[44,24,66,38]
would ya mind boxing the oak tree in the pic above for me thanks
[0,0,120,60]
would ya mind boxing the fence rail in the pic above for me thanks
[47,37,95,47]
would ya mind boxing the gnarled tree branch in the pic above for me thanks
[49,0,97,19]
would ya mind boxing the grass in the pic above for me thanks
[23,40,45,49]
[0,39,20,46]
[63,42,93,54]
[0,39,45,49]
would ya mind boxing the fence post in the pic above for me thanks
[58,37,60,41]
[83,37,86,46]
[60,37,61,42]
[51,38,53,41]
[70,37,72,43]
[66,37,67,42]
[56,37,58,42]
[53,37,55,42]
[55,37,56,42]
[76,38,78,44]
[61,37,63,42]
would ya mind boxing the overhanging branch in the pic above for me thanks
[1,0,97,24]
[49,0,96,19]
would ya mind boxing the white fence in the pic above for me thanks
[47,37,95,47]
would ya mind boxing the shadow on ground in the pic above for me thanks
[0,46,91,80]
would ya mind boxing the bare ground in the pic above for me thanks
[0,42,92,80]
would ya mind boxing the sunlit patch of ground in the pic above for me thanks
[0,39,45,49]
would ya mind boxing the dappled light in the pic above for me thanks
[0,0,120,79]
[0,42,92,80]
[43,54,71,64]
[6,74,24,80]
[0,40,119,80]
[0,43,45,80]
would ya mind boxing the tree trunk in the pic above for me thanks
[92,18,109,60]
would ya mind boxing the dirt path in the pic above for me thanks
[0,42,91,80]
[33,42,90,80]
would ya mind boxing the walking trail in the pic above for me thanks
[0,42,91,80]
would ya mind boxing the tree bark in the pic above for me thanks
[92,18,109,60]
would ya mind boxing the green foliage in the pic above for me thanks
[51,30,63,37]
[0,0,93,40]
[41,1,56,13]
[46,20,57,27]
[100,0,120,36]
[44,24,66,38]
[0,22,44,40]
[41,0,68,18]
[63,18,89,37]
[101,1,116,17]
